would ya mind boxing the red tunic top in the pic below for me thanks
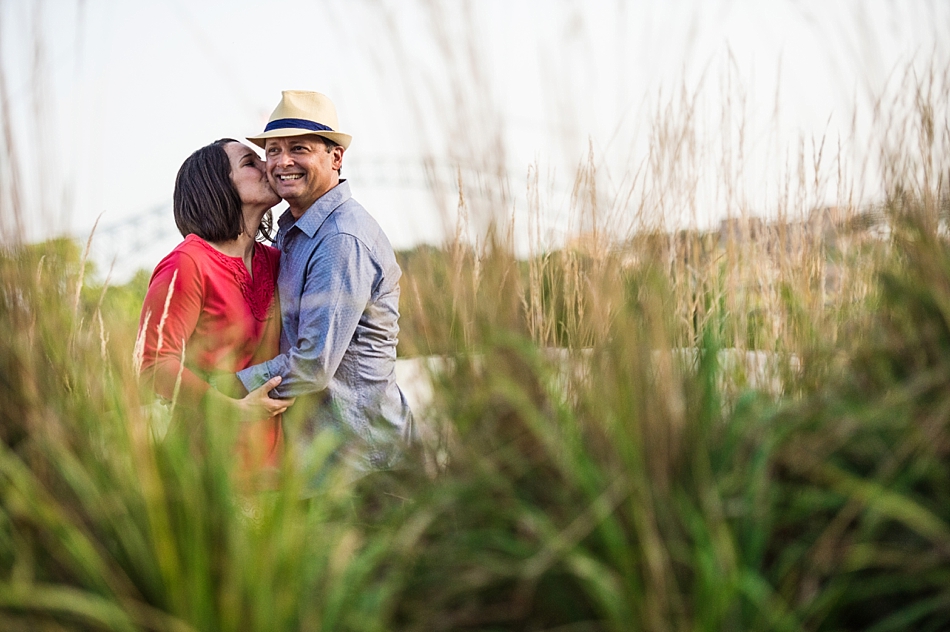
[138,234,283,471]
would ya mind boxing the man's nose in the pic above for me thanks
[272,150,292,168]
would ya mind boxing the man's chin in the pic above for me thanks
[275,187,301,203]
[283,194,314,217]
[281,193,303,206]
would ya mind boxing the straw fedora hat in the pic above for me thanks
[248,90,352,149]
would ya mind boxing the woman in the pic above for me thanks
[137,138,292,478]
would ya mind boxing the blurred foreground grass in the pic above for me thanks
[2,188,950,631]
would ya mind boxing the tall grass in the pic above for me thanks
[0,240,413,631]
[385,79,950,629]
[3,10,950,631]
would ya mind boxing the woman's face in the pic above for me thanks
[225,142,280,210]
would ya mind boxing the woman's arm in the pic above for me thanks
[137,251,292,422]
[137,250,211,408]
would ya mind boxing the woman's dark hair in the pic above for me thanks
[173,138,273,242]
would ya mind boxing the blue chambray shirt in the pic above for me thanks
[237,180,413,468]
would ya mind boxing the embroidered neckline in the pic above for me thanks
[186,235,275,321]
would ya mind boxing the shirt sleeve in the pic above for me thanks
[237,233,377,398]
[137,250,212,409]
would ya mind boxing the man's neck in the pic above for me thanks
[289,204,310,220]
[288,179,341,220]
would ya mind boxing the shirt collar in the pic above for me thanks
[277,180,351,238]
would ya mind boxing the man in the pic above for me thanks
[236,90,413,470]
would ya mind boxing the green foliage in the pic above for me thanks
[4,197,950,630]
[385,210,950,630]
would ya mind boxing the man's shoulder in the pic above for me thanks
[332,195,373,221]
[326,196,385,244]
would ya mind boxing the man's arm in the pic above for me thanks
[237,233,378,398]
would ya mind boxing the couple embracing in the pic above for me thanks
[137,91,414,484]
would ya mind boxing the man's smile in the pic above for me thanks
[277,174,303,181]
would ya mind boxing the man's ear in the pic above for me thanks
[331,145,344,171]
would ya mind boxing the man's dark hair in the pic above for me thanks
[315,135,343,176]
[173,138,273,242]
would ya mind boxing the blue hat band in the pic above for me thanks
[263,118,334,133]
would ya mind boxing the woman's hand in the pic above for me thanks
[235,375,295,422]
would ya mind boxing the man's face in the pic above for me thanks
[264,135,344,217]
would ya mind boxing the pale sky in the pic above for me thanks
[0,0,946,279]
